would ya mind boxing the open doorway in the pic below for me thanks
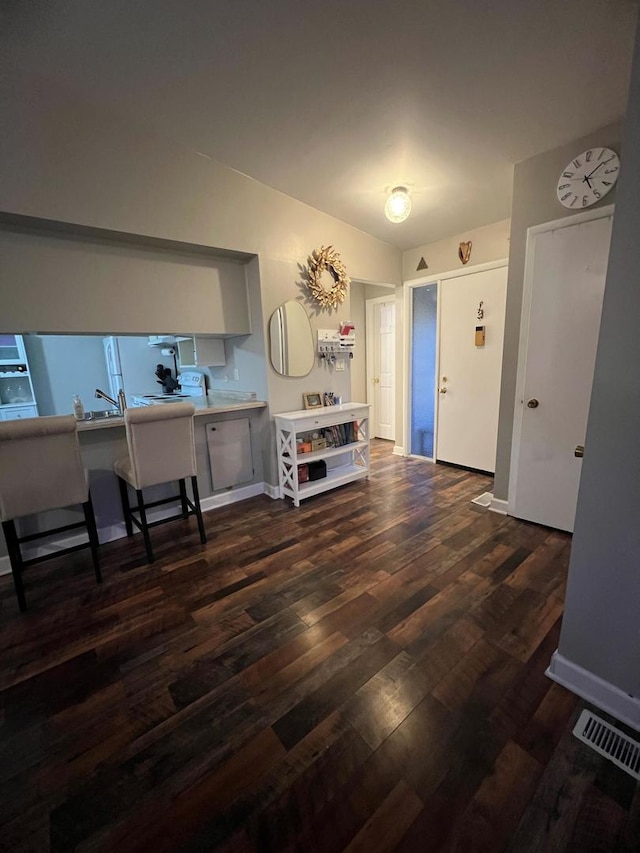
[366,296,396,440]
[350,280,396,449]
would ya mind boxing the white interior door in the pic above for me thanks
[436,266,507,472]
[510,213,612,532]
[368,298,395,440]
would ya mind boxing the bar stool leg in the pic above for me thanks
[191,476,207,544]
[179,479,189,518]
[136,489,154,563]
[118,477,133,537]
[83,495,102,584]
[2,520,27,612]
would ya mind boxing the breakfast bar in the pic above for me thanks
[0,397,268,568]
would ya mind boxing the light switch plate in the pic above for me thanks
[335,360,345,371]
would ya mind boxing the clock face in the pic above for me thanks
[557,147,619,209]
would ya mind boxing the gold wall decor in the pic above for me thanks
[306,245,350,310]
[458,241,472,265]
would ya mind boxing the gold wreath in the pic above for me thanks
[307,245,350,309]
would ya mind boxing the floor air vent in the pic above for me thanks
[573,709,640,781]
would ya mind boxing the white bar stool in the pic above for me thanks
[114,403,206,563]
[0,415,102,612]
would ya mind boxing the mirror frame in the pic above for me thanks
[269,300,314,377]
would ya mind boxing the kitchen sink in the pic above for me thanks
[80,409,121,421]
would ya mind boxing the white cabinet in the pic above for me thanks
[0,335,38,420]
[177,336,226,367]
[275,403,370,507]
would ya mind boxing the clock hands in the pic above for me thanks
[564,162,604,191]
[585,162,604,180]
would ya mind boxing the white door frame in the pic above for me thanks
[507,204,614,516]
[366,294,396,439]
[403,258,508,460]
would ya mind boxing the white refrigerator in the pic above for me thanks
[103,337,174,404]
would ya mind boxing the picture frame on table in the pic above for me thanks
[302,392,323,410]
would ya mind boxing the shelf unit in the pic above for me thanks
[275,403,370,507]
[0,335,38,421]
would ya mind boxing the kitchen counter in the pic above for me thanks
[76,396,267,431]
[0,395,271,566]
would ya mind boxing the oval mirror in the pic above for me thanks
[269,300,314,377]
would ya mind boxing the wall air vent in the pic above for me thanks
[573,709,640,781]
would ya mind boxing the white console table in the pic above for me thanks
[274,403,370,507]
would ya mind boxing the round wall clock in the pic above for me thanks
[557,147,620,209]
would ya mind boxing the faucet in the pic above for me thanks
[95,388,127,415]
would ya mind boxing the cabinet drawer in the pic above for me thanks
[290,408,368,432]
[1,405,38,421]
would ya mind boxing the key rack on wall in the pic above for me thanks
[317,322,355,365]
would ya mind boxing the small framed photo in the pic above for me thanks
[303,392,323,410]
[324,392,335,406]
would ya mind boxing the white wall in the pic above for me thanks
[0,80,401,486]
[205,257,269,402]
[493,122,622,500]
[550,22,640,724]
[25,335,110,416]
[403,219,511,281]
[0,225,251,336]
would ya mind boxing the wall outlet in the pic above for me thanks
[233,368,240,381]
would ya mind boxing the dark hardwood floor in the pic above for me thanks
[1,440,638,852]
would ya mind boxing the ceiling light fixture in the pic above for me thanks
[384,186,411,223]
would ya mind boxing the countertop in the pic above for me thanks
[77,396,267,431]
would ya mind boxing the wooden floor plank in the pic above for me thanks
[448,739,543,852]
[343,780,424,853]
[0,440,637,852]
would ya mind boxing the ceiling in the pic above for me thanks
[2,0,638,250]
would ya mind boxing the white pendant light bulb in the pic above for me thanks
[385,186,411,223]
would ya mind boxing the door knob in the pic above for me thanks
[373,377,380,384]
[439,387,447,394]
[575,445,584,458]
[527,399,539,408]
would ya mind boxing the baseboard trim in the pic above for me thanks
[489,497,508,515]
[0,482,270,577]
[392,445,405,457]
[200,482,266,511]
[263,483,281,500]
[546,651,640,732]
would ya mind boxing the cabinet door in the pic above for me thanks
[194,337,225,366]
[206,419,253,489]
[0,334,26,363]
[178,337,226,367]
